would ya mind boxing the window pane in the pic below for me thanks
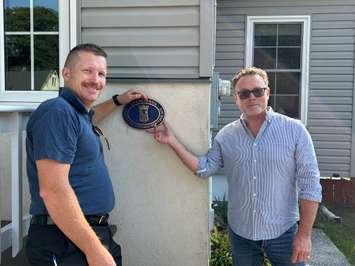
[276,72,300,94]
[267,71,275,94]
[5,35,31,91]
[268,95,276,110]
[278,24,301,46]
[254,48,276,69]
[277,48,300,69]
[34,0,58,31]
[254,24,277,46]
[4,0,30,31]
[34,35,59,91]
[275,96,299,118]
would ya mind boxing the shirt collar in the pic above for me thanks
[59,87,94,118]
[240,106,275,125]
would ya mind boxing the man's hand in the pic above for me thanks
[291,231,312,263]
[291,200,318,263]
[86,245,116,266]
[117,89,148,105]
[147,121,176,146]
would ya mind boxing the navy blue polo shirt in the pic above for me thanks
[26,87,115,215]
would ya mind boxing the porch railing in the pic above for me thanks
[0,106,35,263]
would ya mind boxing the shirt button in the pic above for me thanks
[253,159,257,163]
[253,176,256,180]
[253,210,256,214]
[253,193,257,197]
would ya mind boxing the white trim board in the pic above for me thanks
[245,15,311,125]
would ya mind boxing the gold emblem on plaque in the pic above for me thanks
[139,104,150,123]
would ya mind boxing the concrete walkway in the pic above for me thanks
[309,228,351,266]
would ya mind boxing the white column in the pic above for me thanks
[10,112,23,257]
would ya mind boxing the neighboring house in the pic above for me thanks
[214,0,355,186]
[0,1,215,265]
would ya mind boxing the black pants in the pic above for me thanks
[26,224,122,266]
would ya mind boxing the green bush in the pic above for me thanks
[210,228,232,266]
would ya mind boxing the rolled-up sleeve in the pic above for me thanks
[295,125,322,202]
[196,140,224,178]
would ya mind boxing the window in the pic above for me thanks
[246,16,310,123]
[0,0,75,103]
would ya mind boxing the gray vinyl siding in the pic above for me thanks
[80,0,215,79]
[215,0,355,177]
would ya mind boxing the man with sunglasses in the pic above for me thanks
[26,43,147,266]
[149,67,321,265]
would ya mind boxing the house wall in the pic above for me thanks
[1,1,215,262]
[215,0,355,177]
[80,0,215,78]
[98,82,210,266]
[78,2,214,264]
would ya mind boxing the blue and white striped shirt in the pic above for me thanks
[197,108,322,240]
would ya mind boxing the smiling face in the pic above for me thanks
[234,74,270,119]
[62,51,107,108]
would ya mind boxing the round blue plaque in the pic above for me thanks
[122,98,165,129]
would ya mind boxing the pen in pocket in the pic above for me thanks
[52,254,58,266]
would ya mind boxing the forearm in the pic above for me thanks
[169,138,199,173]
[93,90,147,124]
[298,199,319,236]
[41,184,103,255]
[92,98,117,125]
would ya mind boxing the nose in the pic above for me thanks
[88,71,101,82]
[248,92,257,100]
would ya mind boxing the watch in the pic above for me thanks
[112,94,122,106]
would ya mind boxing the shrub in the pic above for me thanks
[210,228,232,266]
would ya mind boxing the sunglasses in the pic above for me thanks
[236,87,267,100]
[92,125,110,151]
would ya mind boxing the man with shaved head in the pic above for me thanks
[26,43,147,266]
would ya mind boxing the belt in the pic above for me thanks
[30,214,109,226]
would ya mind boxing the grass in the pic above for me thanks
[314,206,355,265]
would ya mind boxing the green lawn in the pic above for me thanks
[314,207,355,265]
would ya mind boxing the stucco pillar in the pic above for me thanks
[99,82,210,266]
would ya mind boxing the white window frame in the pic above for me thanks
[0,0,77,104]
[245,15,310,125]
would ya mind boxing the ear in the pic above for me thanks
[62,67,70,81]
[266,87,271,97]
